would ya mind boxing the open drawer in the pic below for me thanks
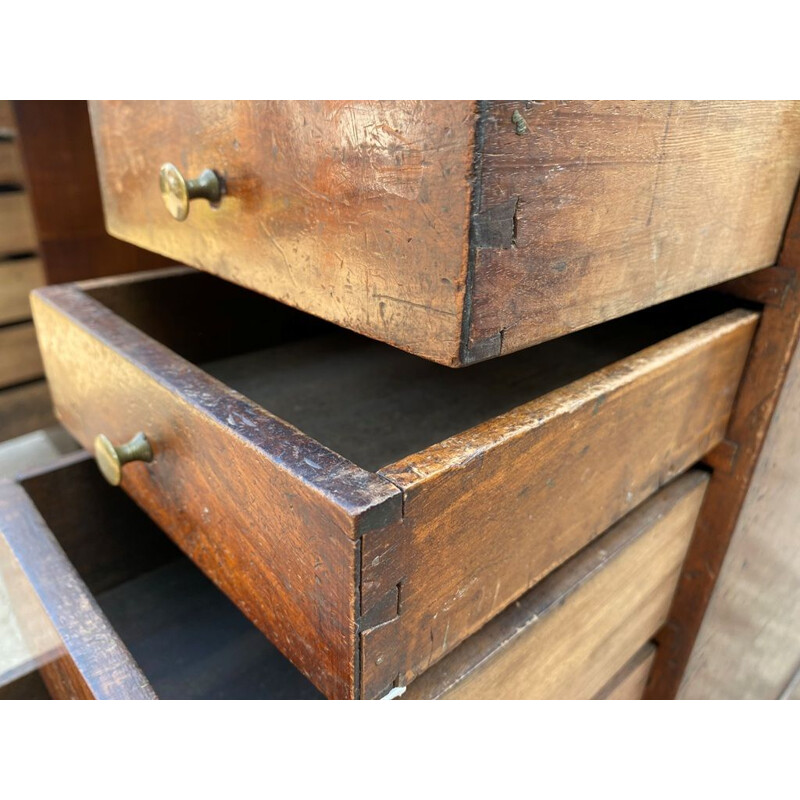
[31,268,758,698]
[0,454,322,700]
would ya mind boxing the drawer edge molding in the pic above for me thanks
[0,478,156,700]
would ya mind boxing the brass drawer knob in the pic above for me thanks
[159,162,222,221]
[94,432,153,486]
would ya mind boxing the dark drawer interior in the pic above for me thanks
[20,457,321,700]
[87,269,750,472]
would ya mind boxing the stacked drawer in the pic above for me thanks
[4,100,800,699]
[0,101,51,440]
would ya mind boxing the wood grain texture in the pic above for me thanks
[678,315,800,698]
[31,271,757,698]
[0,322,43,388]
[31,283,402,700]
[595,644,657,700]
[0,139,25,184]
[362,311,756,696]
[11,101,170,283]
[0,192,37,256]
[403,474,705,699]
[90,100,476,365]
[0,256,44,324]
[648,198,800,698]
[90,100,799,365]
[0,380,55,441]
[0,478,156,699]
[469,101,800,357]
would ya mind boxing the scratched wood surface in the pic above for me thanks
[0,323,43,389]
[32,270,757,697]
[403,474,705,699]
[90,100,799,365]
[90,101,475,365]
[31,280,401,700]
[470,101,800,358]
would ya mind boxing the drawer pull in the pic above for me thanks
[159,163,222,221]
[94,432,153,486]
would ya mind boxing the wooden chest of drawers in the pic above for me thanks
[89,100,800,365]
[30,268,755,698]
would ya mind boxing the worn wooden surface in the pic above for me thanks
[0,257,44,325]
[31,282,402,700]
[12,101,170,284]
[32,270,757,698]
[0,323,43,389]
[90,100,799,365]
[0,139,25,185]
[595,644,657,700]
[679,319,800,698]
[0,193,37,256]
[403,474,705,699]
[90,100,475,365]
[2,455,325,700]
[0,475,156,699]
[648,198,800,698]
[470,101,800,357]
[363,311,755,696]
[0,381,55,442]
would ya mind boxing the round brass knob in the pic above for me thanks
[94,432,153,486]
[159,163,222,221]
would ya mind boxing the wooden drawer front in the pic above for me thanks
[0,257,45,324]
[90,101,799,366]
[0,455,322,700]
[0,193,37,256]
[31,270,757,698]
[404,473,705,700]
[0,322,44,388]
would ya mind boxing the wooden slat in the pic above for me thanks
[362,311,757,696]
[0,139,25,184]
[0,380,55,442]
[0,257,45,324]
[0,323,43,388]
[648,198,800,698]
[595,644,657,700]
[0,193,37,255]
[403,474,706,699]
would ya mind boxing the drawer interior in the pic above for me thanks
[21,457,322,699]
[87,270,752,473]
